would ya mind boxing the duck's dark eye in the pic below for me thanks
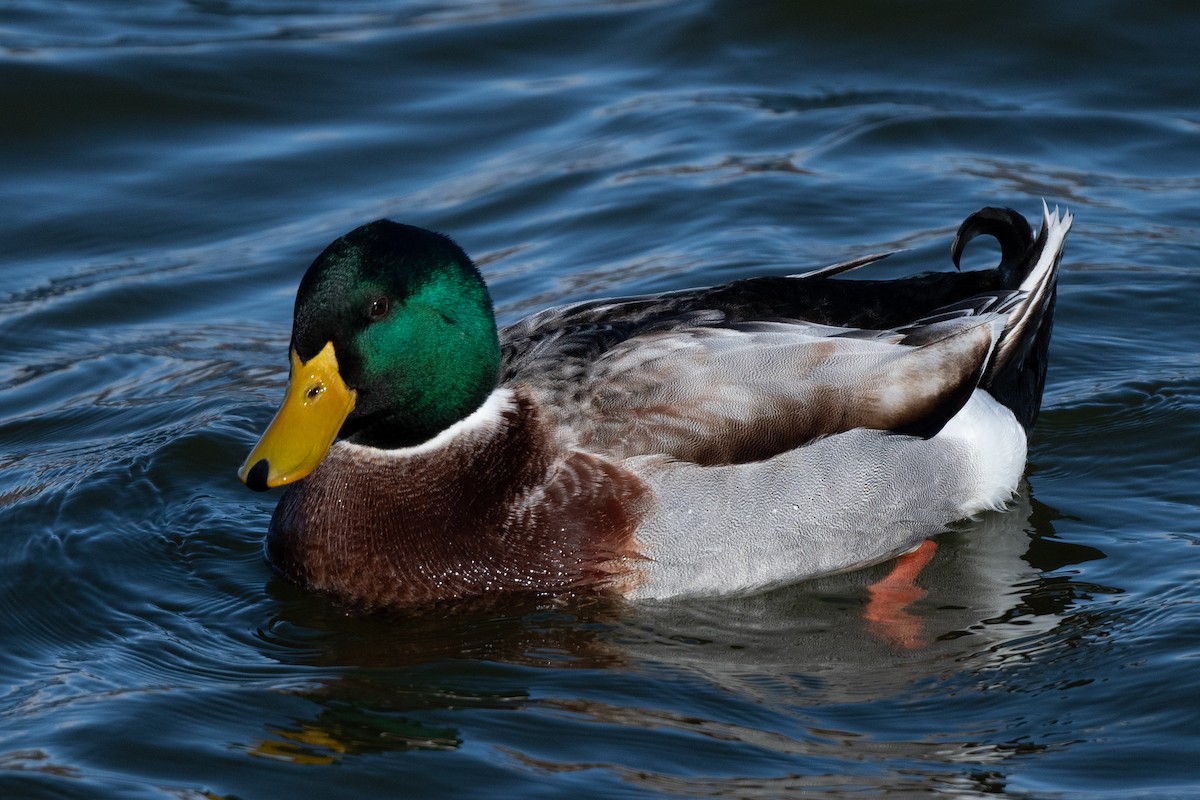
[368,296,390,320]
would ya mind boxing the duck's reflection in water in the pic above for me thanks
[251,483,1107,782]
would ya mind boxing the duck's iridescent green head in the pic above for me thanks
[239,220,501,491]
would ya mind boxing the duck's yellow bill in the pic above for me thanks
[238,341,356,491]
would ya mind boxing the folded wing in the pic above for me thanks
[534,315,1000,464]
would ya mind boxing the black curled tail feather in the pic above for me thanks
[956,206,1070,431]
[951,207,1035,285]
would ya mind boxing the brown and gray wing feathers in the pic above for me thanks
[544,317,999,465]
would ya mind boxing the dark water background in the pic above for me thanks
[3,2,1200,797]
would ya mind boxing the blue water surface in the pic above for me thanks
[2,1,1199,798]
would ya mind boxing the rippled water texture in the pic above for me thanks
[3,2,1200,798]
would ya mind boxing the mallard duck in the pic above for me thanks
[239,204,1071,609]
